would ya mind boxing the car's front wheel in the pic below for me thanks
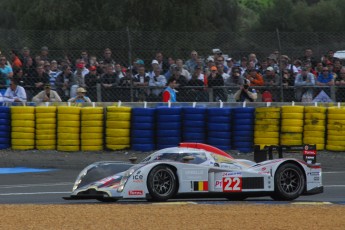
[271,163,305,201]
[147,165,178,202]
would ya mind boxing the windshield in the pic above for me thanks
[142,149,208,164]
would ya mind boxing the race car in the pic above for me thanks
[63,142,323,202]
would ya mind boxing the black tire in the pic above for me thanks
[147,165,178,202]
[271,163,305,201]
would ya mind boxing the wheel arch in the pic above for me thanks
[275,160,307,191]
[146,163,180,193]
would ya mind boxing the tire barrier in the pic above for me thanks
[131,108,156,151]
[0,107,11,149]
[57,106,81,152]
[35,106,57,150]
[280,106,304,146]
[11,106,35,150]
[182,107,207,144]
[81,107,104,151]
[303,106,327,150]
[326,107,345,151]
[156,107,182,149]
[254,107,281,149]
[232,107,255,153]
[206,108,232,150]
[106,106,131,150]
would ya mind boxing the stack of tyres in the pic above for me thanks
[57,106,81,152]
[182,107,206,143]
[156,107,182,149]
[0,107,10,149]
[254,107,280,149]
[11,106,35,150]
[303,106,327,150]
[106,106,131,150]
[232,107,255,153]
[326,107,345,151]
[207,108,232,150]
[35,106,57,150]
[280,106,304,146]
[81,107,104,151]
[131,108,156,151]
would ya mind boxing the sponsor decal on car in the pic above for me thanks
[132,170,144,183]
[222,173,242,192]
[191,181,208,191]
[222,172,241,177]
[128,190,144,196]
[183,169,207,180]
[215,180,222,188]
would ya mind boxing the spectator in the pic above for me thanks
[133,65,150,101]
[335,67,345,102]
[22,56,35,79]
[114,63,125,79]
[267,54,279,73]
[84,65,100,101]
[149,67,166,97]
[245,68,264,86]
[71,62,88,97]
[155,51,169,74]
[170,66,188,101]
[299,48,317,68]
[333,59,343,77]
[263,66,281,101]
[68,87,91,103]
[205,57,215,76]
[149,60,160,78]
[162,77,177,102]
[225,57,235,74]
[48,60,61,90]
[175,59,190,80]
[185,50,200,74]
[326,50,340,64]
[294,67,316,101]
[9,50,22,69]
[32,83,62,102]
[187,66,206,101]
[0,55,13,88]
[208,65,225,101]
[40,46,50,62]
[29,65,50,99]
[55,65,76,101]
[239,57,248,76]
[3,79,27,102]
[217,64,229,82]
[100,64,120,101]
[248,53,259,69]
[234,79,257,102]
[316,66,334,98]
[80,50,89,67]
[20,47,32,66]
[225,66,243,87]
[101,48,115,65]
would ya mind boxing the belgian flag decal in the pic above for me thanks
[192,181,209,191]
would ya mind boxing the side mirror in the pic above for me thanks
[182,155,195,163]
[129,156,138,164]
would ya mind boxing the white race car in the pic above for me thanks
[63,143,323,202]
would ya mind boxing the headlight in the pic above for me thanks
[117,168,135,192]
[72,170,88,191]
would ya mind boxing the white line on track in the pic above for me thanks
[323,171,345,174]
[0,182,73,189]
[324,185,345,188]
[0,192,70,196]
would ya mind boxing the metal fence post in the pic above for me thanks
[96,83,102,102]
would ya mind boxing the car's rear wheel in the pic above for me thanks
[271,163,305,201]
[147,165,178,202]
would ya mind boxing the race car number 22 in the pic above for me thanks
[222,177,242,192]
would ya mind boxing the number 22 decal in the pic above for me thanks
[222,177,242,192]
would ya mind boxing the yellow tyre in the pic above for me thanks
[36,134,56,140]
[328,130,345,136]
[281,119,303,127]
[58,133,79,140]
[255,119,280,126]
[280,133,302,140]
[81,121,103,127]
[12,120,35,127]
[81,145,103,151]
[281,126,303,133]
[107,112,131,121]
[281,106,304,113]
[11,127,35,133]
[35,106,57,113]
[81,114,104,121]
[58,121,80,127]
[328,107,345,114]
[57,127,80,133]
[304,119,325,126]
[12,145,34,150]
[254,131,279,138]
[81,139,103,146]
[255,112,280,119]
[81,127,103,133]
[327,124,344,131]
[36,118,56,124]
[81,107,104,114]
[106,128,131,137]
[328,114,345,120]
[106,137,130,145]
[315,144,325,151]
[57,145,80,152]
[11,106,35,113]
[254,138,279,145]
[303,137,325,144]
[303,125,325,132]
[326,145,345,151]
[303,131,325,138]
[327,140,345,146]
[58,114,80,121]
[328,120,345,125]
[11,113,35,120]
[12,139,35,146]
[36,124,57,130]
[107,106,131,113]
[81,133,103,139]
[36,129,56,135]
[106,121,130,129]
[255,107,280,113]
[57,106,81,114]
[11,132,33,139]
[57,139,80,146]
[254,125,279,132]
[35,113,56,119]
[304,113,326,120]
[304,107,327,114]
[36,145,56,150]
[280,139,303,145]
[106,144,130,150]
[281,113,304,120]
[36,139,56,146]
[327,135,345,141]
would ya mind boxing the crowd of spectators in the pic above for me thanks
[0,46,344,103]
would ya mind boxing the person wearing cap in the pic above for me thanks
[263,66,280,102]
[162,77,177,102]
[149,60,160,78]
[32,83,62,102]
[208,65,225,101]
[68,87,91,103]
[234,79,257,102]
[295,66,316,102]
[84,65,100,102]
[3,79,27,102]
[149,67,167,97]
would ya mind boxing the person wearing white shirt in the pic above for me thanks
[149,67,167,96]
[3,79,27,102]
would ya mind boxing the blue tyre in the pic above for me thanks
[0,137,10,144]
[183,132,205,140]
[156,122,181,130]
[233,130,254,137]
[232,119,254,126]
[132,122,154,130]
[0,119,10,126]
[233,113,254,119]
[157,137,181,144]
[183,127,205,133]
[0,107,10,113]
[0,113,10,119]
[0,125,10,132]
[211,145,232,151]
[156,130,181,137]
[233,107,255,113]
[207,123,231,132]
[0,144,10,149]
[183,114,205,121]
[207,116,230,123]
[131,130,155,138]
[156,144,177,150]
[183,107,207,114]
[157,115,181,122]
[132,108,155,116]
[233,141,253,148]
[131,137,154,144]
[232,136,254,142]
[132,144,155,152]
[0,131,10,138]
[132,116,155,123]
[207,137,231,146]
[208,131,231,139]
[207,108,232,116]
[183,120,205,128]
[156,107,182,115]
[232,124,254,131]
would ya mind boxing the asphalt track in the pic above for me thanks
[0,150,344,205]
